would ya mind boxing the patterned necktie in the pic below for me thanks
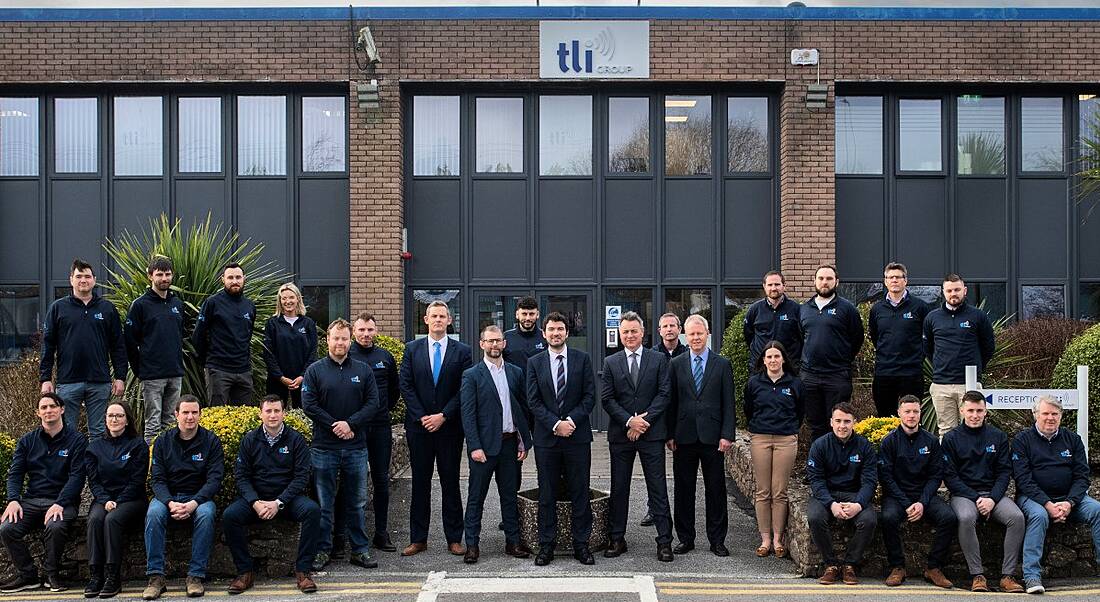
[432,341,442,385]
[629,352,639,387]
[693,355,704,394]
[555,355,566,412]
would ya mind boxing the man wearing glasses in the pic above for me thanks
[868,263,931,419]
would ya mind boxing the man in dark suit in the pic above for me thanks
[600,311,674,562]
[667,314,735,557]
[526,311,597,566]
[460,325,534,564]
[398,300,473,557]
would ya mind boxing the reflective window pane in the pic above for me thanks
[899,99,942,171]
[1080,282,1100,321]
[665,288,713,347]
[835,96,883,175]
[723,287,761,331]
[1080,95,1100,172]
[727,97,768,172]
[665,95,711,176]
[970,282,1007,322]
[957,96,1005,175]
[113,97,162,176]
[302,286,347,335]
[836,282,884,306]
[0,285,40,363]
[413,289,462,338]
[541,294,587,351]
[1021,285,1065,320]
[1021,97,1064,172]
[608,97,649,173]
[0,98,39,176]
[476,97,523,173]
[302,97,346,172]
[539,96,592,176]
[237,96,286,176]
[605,288,653,351]
[413,96,459,176]
[178,97,222,173]
[909,285,944,306]
[55,97,98,173]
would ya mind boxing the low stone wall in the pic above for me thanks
[727,433,1099,580]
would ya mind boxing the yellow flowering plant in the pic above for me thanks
[0,432,16,504]
[853,416,900,449]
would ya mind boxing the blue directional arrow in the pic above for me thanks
[985,394,994,405]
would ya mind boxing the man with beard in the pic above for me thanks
[125,255,186,443]
[799,265,864,441]
[192,263,257,406]
[923,274,995,436]
[743,271,803,374]
[502,296,544,492]
[868,262,931,419]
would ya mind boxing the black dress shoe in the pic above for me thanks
[506,542,532,558]
[463,546,479,564]
[372,533,397,553]
[673,542,694,554]
[573,546,595,565]
[657,544,674,562]
[603,539,627,558]
[639,512,655,527]
[535,546,554,566]
[710,543,730,557]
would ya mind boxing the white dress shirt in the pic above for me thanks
[484,357,515,433]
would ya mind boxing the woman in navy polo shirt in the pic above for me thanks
[263,283,318,408]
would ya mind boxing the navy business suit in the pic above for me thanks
[460,360,532,548]
[601,347,673,545]
[526,347,596,549]
[398,336,473,546]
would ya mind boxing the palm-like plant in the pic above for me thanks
[1075,107,1100,219]
[101,215,290,417]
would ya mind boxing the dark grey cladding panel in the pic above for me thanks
[237,178,290,273]
[50,179,103,277]
[299,178,349,281]
[723,178,773,280]
[537,179,594,280]
[1018,178,1068,280]
[408,179,461,282]
[471,179,528,282]
[0,180,40,281]
[895,177,947,280]
[1081,189,1100,280]
[112,179,167,242]
[604,178,655,280]
[835,178,885,280]
[175,179,226,231]
[663,179,715,280]
[956,178,1007,279]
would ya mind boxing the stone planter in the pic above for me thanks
[516,487,610,553]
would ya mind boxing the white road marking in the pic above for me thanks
[416,571,659,601]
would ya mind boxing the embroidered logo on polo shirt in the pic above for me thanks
[58,449,69,457]
[120,452,131,461]
[191,453,204,462]
[278,446,290,454]
[807,458,816,467]
[1013,452,1020,461]
[903,312,914,319]
[1060,449,1072,458]
[374,362,385,369]
[918,446,929,455]
[985,444,996,453]
[93,313,104,320]
[826,309,837,315]
[960,321,971,328]
[779,314,790,321]
[243,313,251,320]
[780,388,792,396]
[298,327,306,334]
[535,342,545,350]
[351,375,361,383]
[171,307,181,315]
[849,454,861,463]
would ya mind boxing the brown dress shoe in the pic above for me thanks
[819,566,841,585]
[295,572,317,594]
[185,576,204,598]
[401,543,427,557]
[463,546,479,564]
[842,565,859,585]
[971,575,990,592]
[999,575,1024,593]
[448,542,466,555]
[227,573,254,595]
[923,568,953,589]
[506,542,532,558]
[885,567,906,586]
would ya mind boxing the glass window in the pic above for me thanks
[55,97,98,173]
[665,288,713,347]
[412,289,462,339]
[723,287,761,331]
[608,97,649,173]
[413,96,460,176]
[957,96,1005,175]
[836,282,884,306]
[541,294,588,351]
[237,96,286,176]
[727,97,768,173]
[476,97,523,174]
[970,282,1007,322]
[0,98,39,176]
[539,96,592,176]
[665,95,711,176]
[1080,95,1099,172]
[899,99,942,171]
[1080,282,1100,321]
[302,97,346,172]
[113,97,162,176]
[605,288,654,350]
[302,286,347,334]
[178,97,222,173]
[909,285,944,306]
[0,285,40,363]
[1021,97,1064,172]
[1021,285,1065,320]
[835,96,883,175]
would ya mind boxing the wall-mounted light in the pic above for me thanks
[806,83,828,109]
[357,79,380,111]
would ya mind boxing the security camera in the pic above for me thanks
[356,26,381,65]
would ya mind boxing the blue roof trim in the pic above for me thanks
[0,6,1098,22]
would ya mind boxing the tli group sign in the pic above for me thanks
[539,21,650,79]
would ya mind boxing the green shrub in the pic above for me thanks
[1051,322,1100,457]
[0,432,16,505]
[375,334,407,425]
[0,352,44,439]
[719,308,750,429]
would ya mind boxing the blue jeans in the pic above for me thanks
[144,498,216,578]
[1018,494,1100,581]
[312,447,370,555]
[56,381,111,440]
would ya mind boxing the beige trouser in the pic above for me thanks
[930,382,967,436]
[748,433,799,536]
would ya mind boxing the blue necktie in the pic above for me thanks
[693,355,704,394]
[432,341,442,385]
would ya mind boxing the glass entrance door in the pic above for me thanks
[539,291,603,430]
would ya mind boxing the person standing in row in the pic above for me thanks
[502,297,545,496]
[641,312,687,529]
[263,283,317,409]
[868,263,930,418]
[192,262,256,406]
[743,271,803,374]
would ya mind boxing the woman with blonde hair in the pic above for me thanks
[263,283,317,408]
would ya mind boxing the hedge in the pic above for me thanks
[1050,322,1100,457]
[0,432,15,505]
[719,308,750,429]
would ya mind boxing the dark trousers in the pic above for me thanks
[534,441,593,548]
[365,423,393,537]
[205,368,253,406]
[407,429,464,545]
[871,374,925,419]
[609,439,672,545]
[672,442,728,547]
[222,496,321,574]
[265,378,302,409]
[464,435,521,548]
[806,493,878,567]
[0,499,76,578]
[802,373,854,441]
[86,500,144,567]
[881,495,956,570]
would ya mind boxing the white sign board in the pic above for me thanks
[540,21,649,79]
[983,389,1079,410]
